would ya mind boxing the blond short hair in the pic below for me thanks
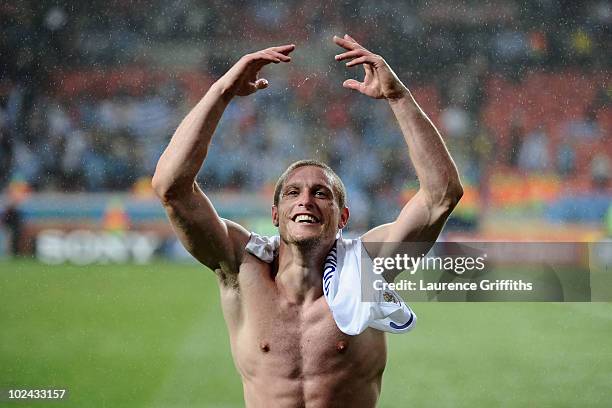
[273,160,347,209]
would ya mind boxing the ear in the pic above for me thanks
[272,205,279,227]
[338,207,349,229]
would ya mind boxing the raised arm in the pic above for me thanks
[333,35,462,254]
[152,45,295,274]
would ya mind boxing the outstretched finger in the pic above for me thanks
[334,49,367,61]
[345,55,377,67]
[249,52,283,64]
[341,34,375,76]
[264,50,292,62]
[344,34,370,52]
[343,34,359,45]
[333,35,358,50]
[268,44,296,55]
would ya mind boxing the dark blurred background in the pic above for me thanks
[0,0,610,256]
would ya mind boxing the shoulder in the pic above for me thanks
[217,226,275,289]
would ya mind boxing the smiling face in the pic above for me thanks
[272,166,349,249]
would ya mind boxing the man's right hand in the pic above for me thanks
[217,44,295,97]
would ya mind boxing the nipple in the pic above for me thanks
[260,341,270,353]
[336,340,348,353]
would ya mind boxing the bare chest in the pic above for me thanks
[219,259,387,383]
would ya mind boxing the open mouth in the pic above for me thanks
[292,214,320,224]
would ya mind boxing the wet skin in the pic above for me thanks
[218,254,387,408]
[217,166,387,407]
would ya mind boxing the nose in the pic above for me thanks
[296,190,315,208]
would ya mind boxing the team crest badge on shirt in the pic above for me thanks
[383,291,400,305]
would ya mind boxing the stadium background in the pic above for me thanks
[1,0,611,406]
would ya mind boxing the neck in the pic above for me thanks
[275,239,334,304]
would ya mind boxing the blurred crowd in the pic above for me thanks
[0,0,610,229]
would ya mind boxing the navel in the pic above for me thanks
[260,341,270,353]
[336,340,348,353]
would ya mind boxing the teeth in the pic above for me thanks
[295,214,317,223]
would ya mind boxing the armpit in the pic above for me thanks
[216,264,240,291]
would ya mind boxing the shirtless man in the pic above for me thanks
[152,35,462,407]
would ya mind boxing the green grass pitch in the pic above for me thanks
[1,259,611,407]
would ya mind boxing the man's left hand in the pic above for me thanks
[334,34,408,101]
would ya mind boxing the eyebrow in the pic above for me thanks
[282,183,334,195]
[283,183,333,193]
[311,184,333,192]
[283,183,300,191]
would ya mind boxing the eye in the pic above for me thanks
[315,190,328,198]
[285,190,299,197]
